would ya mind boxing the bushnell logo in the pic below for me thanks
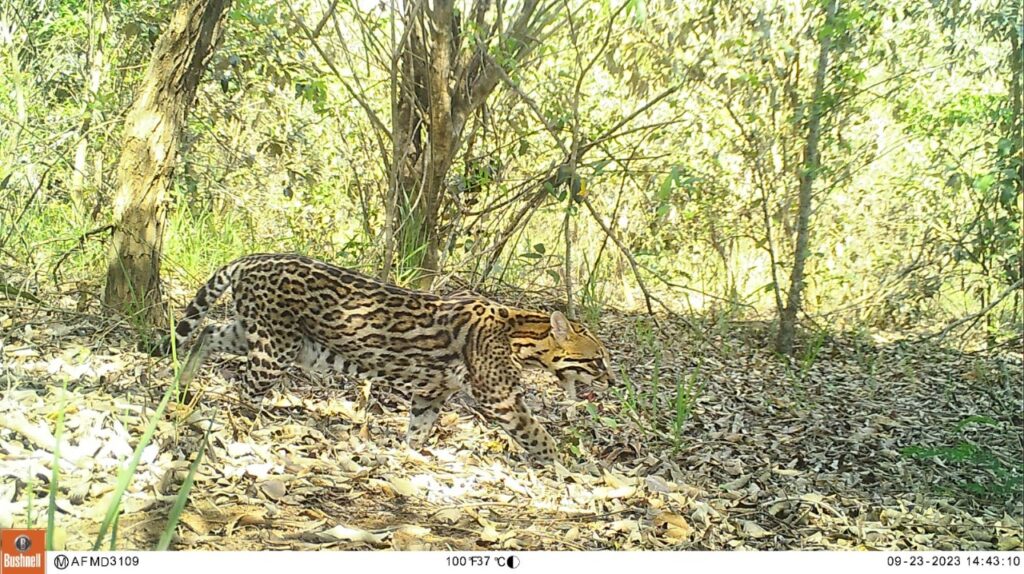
[1,529,46,574]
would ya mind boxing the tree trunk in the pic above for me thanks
[103,0,230,326]
[1011,20,1022,188]
[390,0,546,288]
[393,6,428,284]
[381,0,401,281]
[776,0,838,355]
[71,2,109,219]
[418,0,455,288]
[1011,16,1023,324]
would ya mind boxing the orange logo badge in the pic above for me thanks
[0,529,46,574]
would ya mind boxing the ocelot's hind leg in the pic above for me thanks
[238,323,301,419]
[295,340,375,437]
[407,386,458,447]
[179,320,248,383]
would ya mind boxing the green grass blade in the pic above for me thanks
[110,512,120,551]
[25,475,35,528]
[93,308,187,550]
[156,420,213,550]
[46,381,67,550]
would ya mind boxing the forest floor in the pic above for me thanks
[1,291,1022,551]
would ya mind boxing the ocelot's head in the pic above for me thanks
[516,311,614,398]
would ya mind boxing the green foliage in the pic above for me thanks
[54,312,213,551]
[579,259,608,325]
[24,475,35,528]
[582,320,703,452]
[0,0,1017,345]
[601,359,704,453]
[798,331,828,381]
[670,371,703,454]
[902,416,1024,501]
[92,382,176,550]
[92,312,184,550]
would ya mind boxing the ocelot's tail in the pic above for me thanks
[147,260,240,356]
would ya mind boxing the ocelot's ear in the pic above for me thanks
[550,311,571,344]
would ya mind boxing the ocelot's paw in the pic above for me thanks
[405,434,428,450]
[535,449,558,466]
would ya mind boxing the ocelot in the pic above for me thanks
[168,253,613,462]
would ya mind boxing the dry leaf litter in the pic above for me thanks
[1,296,1021,550]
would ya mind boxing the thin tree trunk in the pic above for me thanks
[389,0,548,287]
[394,10,428,283]
[71,1,108,219]
[1011,20,1022,187]
[1010,22,1023,326]
[9,43,40,194]
[382,0,401,281]
[758,181,785,318]
[418,0,455,288]
[777,0,838,355]
[563,206,575,320]
[104,0,230,326]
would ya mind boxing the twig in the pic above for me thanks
[285,3,391,142]
[0,161,58,252]
[487,52,675,326]
[50,224,114,286]
[562,205,575,319]
[580,81,685,155]
[0,283,42,304]
[479,187,549,283]
[0,411,88,467]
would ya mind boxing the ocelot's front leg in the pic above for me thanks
[468,333,558,464]
[474,388,558,464]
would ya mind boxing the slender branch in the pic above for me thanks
[718,95,786,315]
[579,196,658,324]
[562,0,582,320]
[562,204,575,319]
[312,0,340,38]
[479,187,549,281]
[483,51,568,154]
[920,279,1024,341]
[51,225,115,286]
[581,81,685,155]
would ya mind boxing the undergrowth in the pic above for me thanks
[577,317,705,456]
[902,415,1024,502]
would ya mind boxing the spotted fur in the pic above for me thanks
[170,253,613,462]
